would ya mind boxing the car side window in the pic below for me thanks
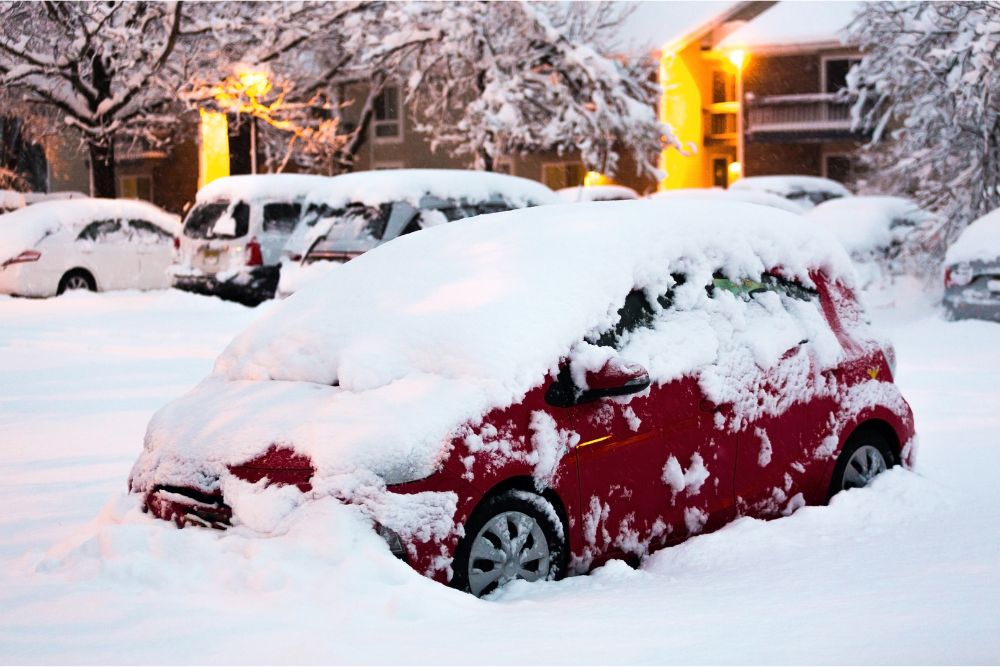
[128,220,173,244]
[590,275,684,349]
[77,219,125,243]
[708,271,816,302]
[475,201,512,215]
[262,202,302,234]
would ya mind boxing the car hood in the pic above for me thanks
[129,375,475,494]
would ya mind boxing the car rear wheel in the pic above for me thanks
[830,428,895,497]
[452,490,566,597]
[57,269,96,294]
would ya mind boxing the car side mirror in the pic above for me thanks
[546,357,650,407]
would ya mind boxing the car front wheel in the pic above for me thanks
[451,490,566,597]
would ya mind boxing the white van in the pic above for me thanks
[170,174,333,305]
[278,169,560,296]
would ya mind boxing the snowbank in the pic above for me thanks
[132,199,857,505]
[945,207,1000,265]
[805,196,931,255]
[0,198,179,264]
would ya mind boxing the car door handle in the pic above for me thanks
[699,399,731,413]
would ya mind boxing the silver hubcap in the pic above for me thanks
[65,275,89,290]
[842,444,887,490]
[468,510,551,596]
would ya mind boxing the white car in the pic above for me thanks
[170,174,334,305]
[648,187,804,214]
[278,169,560,297]
[0,189,25,214]
[557,184,640,203]
[730,175,851,210]
[0,198,179,297]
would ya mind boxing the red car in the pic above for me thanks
[130,199,916,597]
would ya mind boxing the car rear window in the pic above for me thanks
[183,202,229,239]
[262,202,302,234]
[310,203,393,246]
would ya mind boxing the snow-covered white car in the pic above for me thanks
[648,187,804,214]
[171,174,333,305]
[277,169,559,297]
[805,196,935,287]
[943,207,1000,321]
[0,189,25,214]
[730,175,851,211]
[0,198,179,297]
[131,198,914,596]
[556,184,639,203]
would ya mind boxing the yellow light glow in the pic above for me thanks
[198,109,230,189]
[727,161,742,184]
[727,49,747,71]
[238,70,272,100]
[583,171,612,187]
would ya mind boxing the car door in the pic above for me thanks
[568,286,737,566]
[75,219,140,290]
[725,273,843,517]
[127,219,175,289]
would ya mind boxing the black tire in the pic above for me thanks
[828,427,896,499]
[451,490,566,597]
[57,269,96,295]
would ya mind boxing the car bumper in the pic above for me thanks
[943,291,1000,322]
[172,265,279,305]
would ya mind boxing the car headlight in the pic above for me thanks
[375,522,407,560]
[945,263,973,287]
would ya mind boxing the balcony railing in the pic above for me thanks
[745,92,867,139]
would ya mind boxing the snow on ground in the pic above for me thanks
[1,281,999,663]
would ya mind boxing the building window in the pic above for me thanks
[119,175,153,201]
[709,113,737,137]
[712,158,729,188]
[823,57,861,94]
[373,86,402,141]
[823,154,854,183]
[541,162,585,190]
[712,69,736,104]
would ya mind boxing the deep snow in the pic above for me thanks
[1,282,999,664]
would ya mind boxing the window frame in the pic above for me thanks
[372,85,403,144]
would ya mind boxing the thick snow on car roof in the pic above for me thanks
[649,187,804,214]
[805,196,931,254]
[730,176,852,199]
[195,174,334,204]
[131,199,857,497]
[304,169,561,209]
[945,207,1000,265]
[0,198,179,264]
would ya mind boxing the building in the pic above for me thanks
[657,0,867,190]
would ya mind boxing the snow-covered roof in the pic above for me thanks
[649,187,804,214]
[718,1,862,52]
[557,185,639,203]
[0,198,179,264]
[0,189,25,211]
[621,1,739,52]
[805,196,931,254]
[196,174,335,204]
[730,175,852,200]
[22,191,87,204]
[131,199,856,496]
[305,169,560,209]
[946,207,1000,265]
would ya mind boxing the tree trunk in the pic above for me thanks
[478,146,494,172]
[88,140,116,198]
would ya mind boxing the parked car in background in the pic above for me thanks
[277,169,559,297]
[649,187,804,214]
[0,198,179,297]
[557,184,639,203]
[131,199,914,597]
[730,175,851,210]
[805,196,935,287]
[943,207,1000,321]
[171,174,333,306]
[22,191,88,205]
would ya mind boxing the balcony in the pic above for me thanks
[745,92,869,141]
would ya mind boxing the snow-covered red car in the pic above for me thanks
[130,199,916,597]
[730,175,852,211]
[0,198,179,297]
[170,174,333,306]
[943,207,1000,321]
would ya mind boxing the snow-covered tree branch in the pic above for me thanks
[848,1,1000,261]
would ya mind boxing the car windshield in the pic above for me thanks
[183,202,230,239]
